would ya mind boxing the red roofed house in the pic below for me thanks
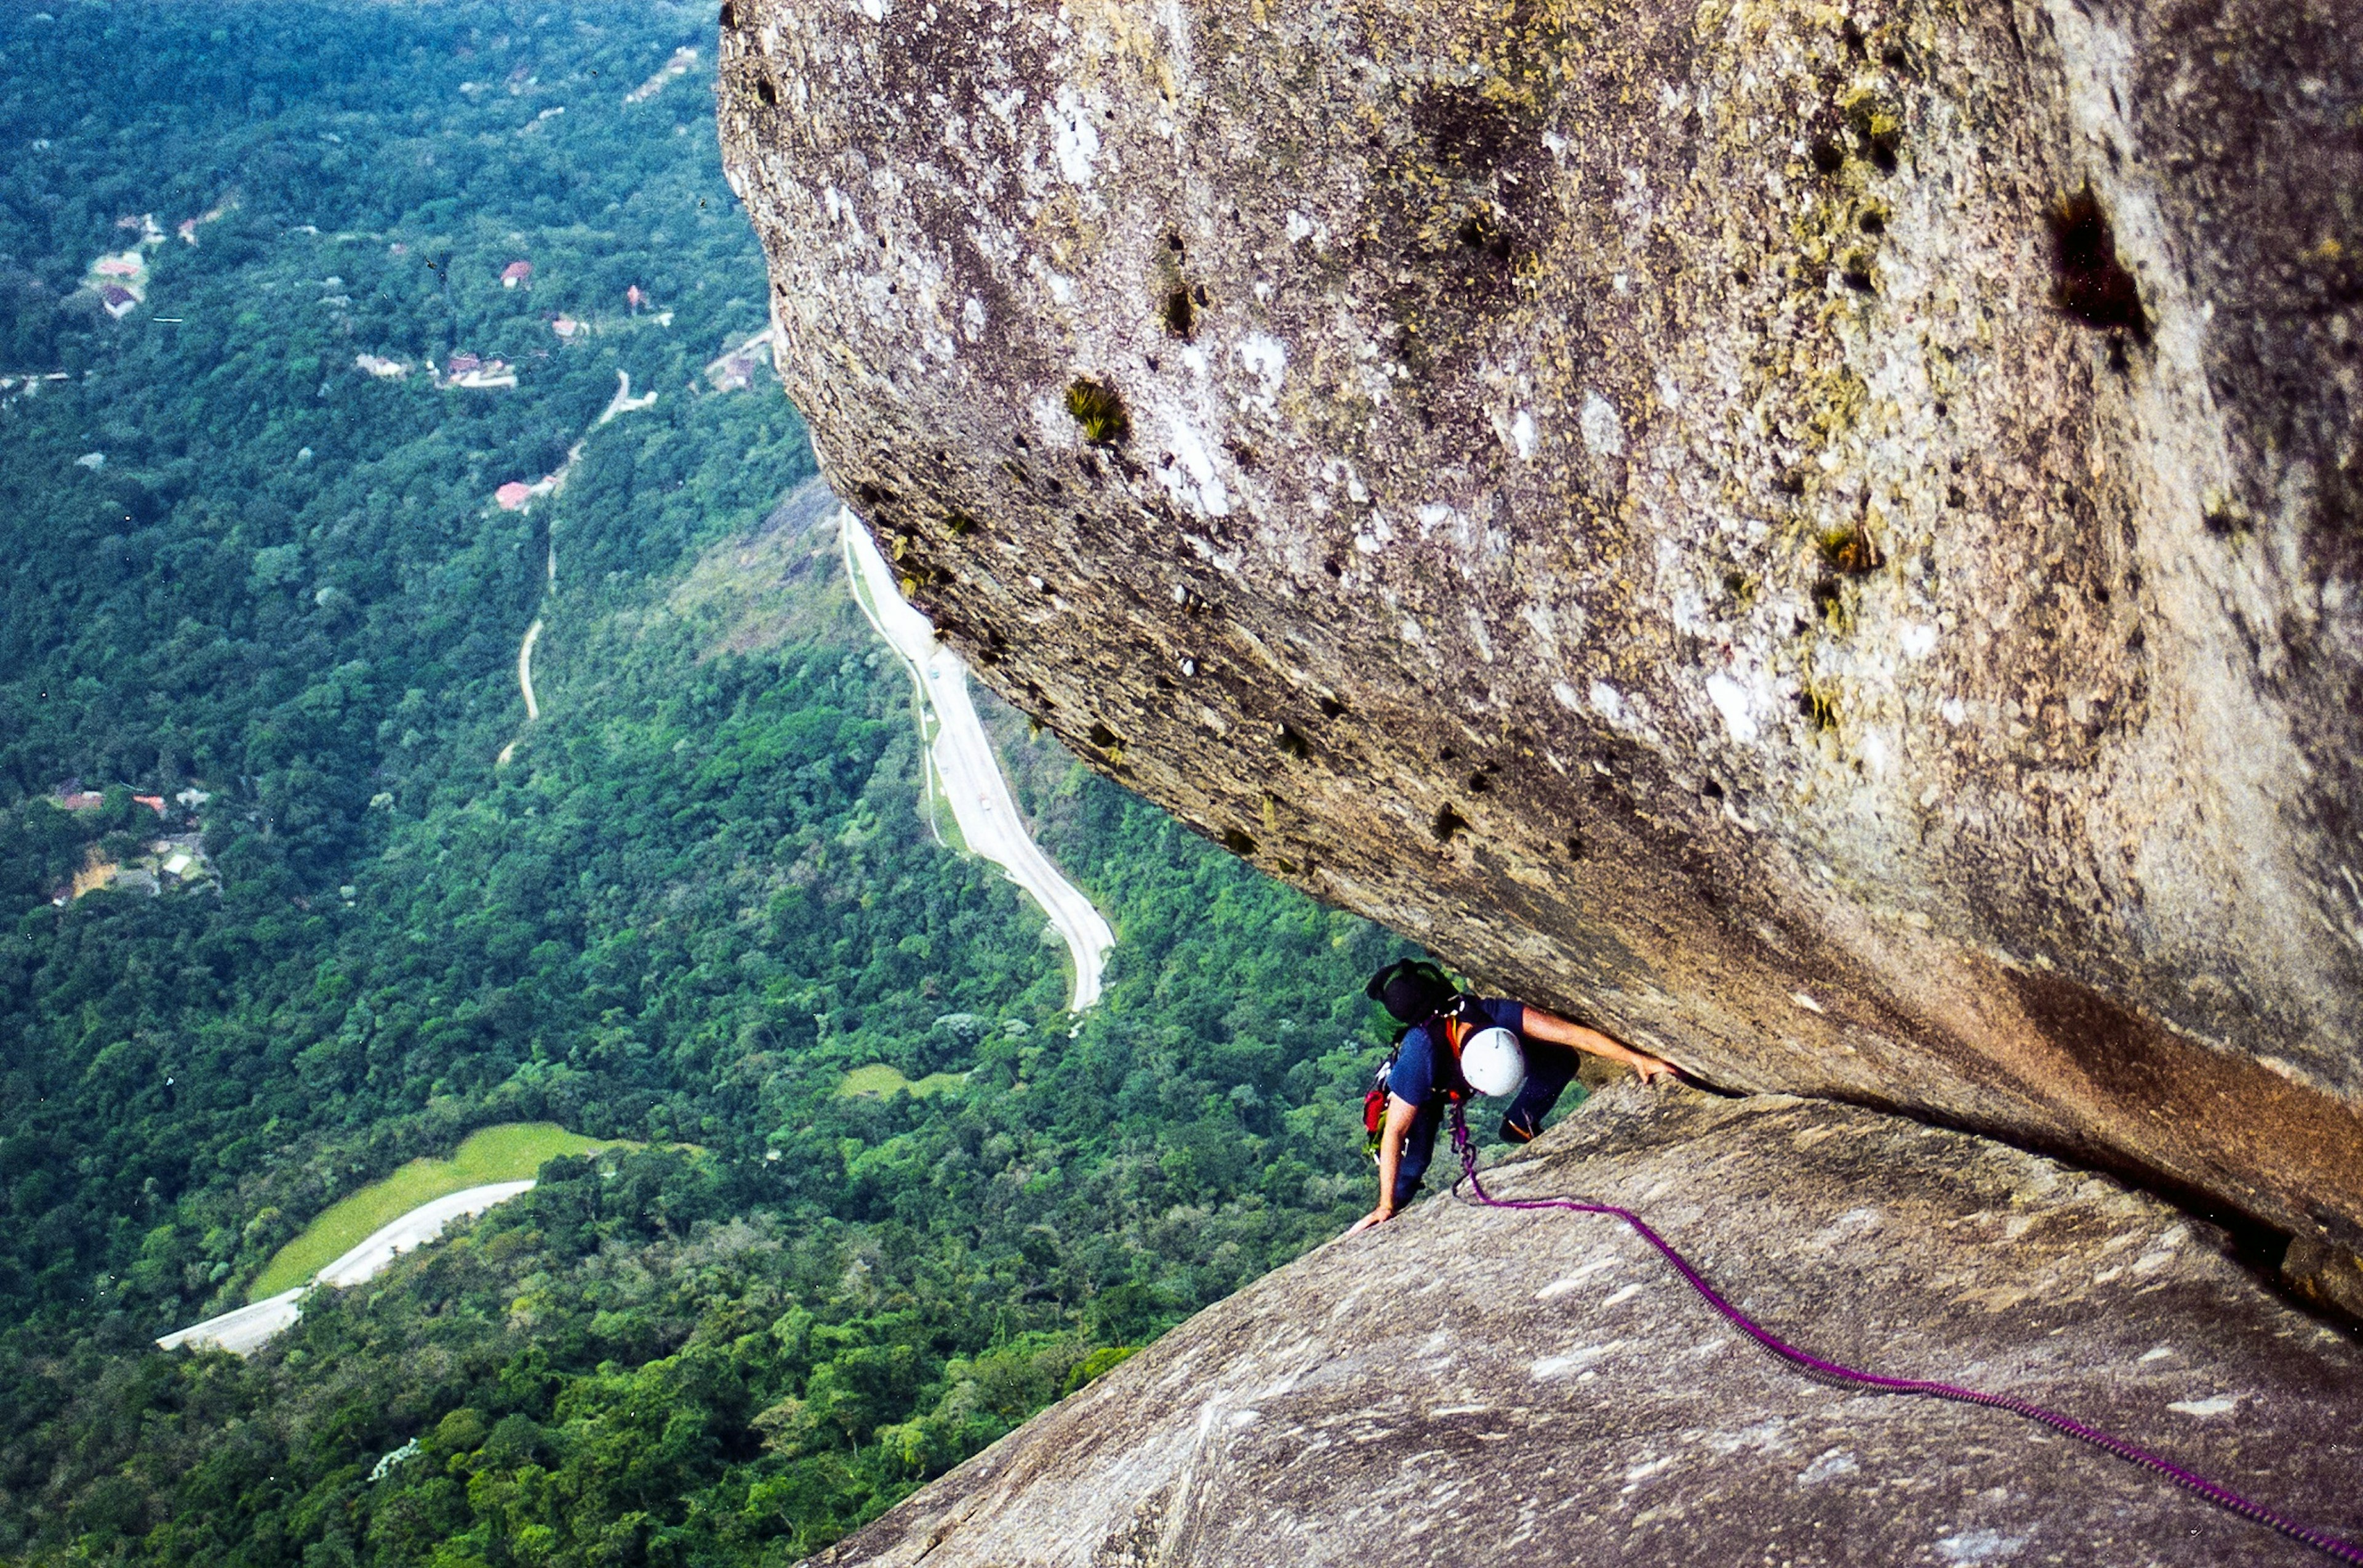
[55,791,103,812]
[133,795,166,815]
[626,284,647,311]
[495,481,534,511]
[447,351,482,374]
[502,261,532,289]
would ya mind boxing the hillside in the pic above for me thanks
[0,6,1421,1560]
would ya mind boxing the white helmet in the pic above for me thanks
[1460,1027,1527,1098]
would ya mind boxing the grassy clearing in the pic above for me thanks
[836,1063,969,1100]
[923,748,972,856]
[250,1122,616,1298]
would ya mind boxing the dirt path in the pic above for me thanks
[157,1181,537,1356]
[495,369,658,764]
[841,507,1114,1010]
[517,617,544,721]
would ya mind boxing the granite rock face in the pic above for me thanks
[715,0,2363,1247]
[801,1086,2363,1567]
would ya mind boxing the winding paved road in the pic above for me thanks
[841,507,1115,1010]
[157,1180,538,1357]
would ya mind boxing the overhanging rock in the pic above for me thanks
[801,1086,2363,1567]
[716,0,2363,1244]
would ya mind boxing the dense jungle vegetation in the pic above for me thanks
[0,4,1422,1562]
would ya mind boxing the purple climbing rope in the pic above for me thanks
[1445,1106,2363,1565]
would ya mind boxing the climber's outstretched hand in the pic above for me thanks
[1630,1052,1680,1085]
[1345,1204,1396,1236]
[1520,1006,1683,1086]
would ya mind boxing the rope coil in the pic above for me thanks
[1445,1105,2362,1565]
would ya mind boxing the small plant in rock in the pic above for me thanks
[1066,377,1130,445]
[1818,526,1884,575]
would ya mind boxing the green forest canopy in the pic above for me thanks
[0,4,1447,1562]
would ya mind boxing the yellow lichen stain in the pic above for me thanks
[1799,361,1870,442]
[1954,1284,2033,1312]
[1055,0,1171,71]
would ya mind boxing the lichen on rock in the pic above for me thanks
[716,0,2363,1250]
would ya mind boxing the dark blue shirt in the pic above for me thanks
[1388,996,1527,1105]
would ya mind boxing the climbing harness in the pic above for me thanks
[1444,1103,2363,1565]
[1362,998,1489,1159]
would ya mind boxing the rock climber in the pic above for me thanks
[1348,959,1678,1234]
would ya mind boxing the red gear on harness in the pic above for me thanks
[1362,1002,1482,1154]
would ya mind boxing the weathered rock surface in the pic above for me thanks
[716,0,2363,1247]
[804,1086,2362,1567]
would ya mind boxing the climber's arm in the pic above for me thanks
[1520,1006,1679,1083]
[1347,1093,1421,1234]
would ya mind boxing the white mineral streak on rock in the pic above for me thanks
[1706,672,1757,744]
[1520,601,1561,658]
[1796,1449,1860,1485]
[1463,602,1494,662]
[1236,333,1287,409]
[1534,1258,1619,1298]
[1934,1529,2028,1563]
[1578,390,1625,457]
[1046,87,1100,186]
[1162,421,1229,517]
[1529,1340,1624,1378]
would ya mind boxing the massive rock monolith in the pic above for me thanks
[715,0,2363,1249]
[801,1086,2363,1567]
